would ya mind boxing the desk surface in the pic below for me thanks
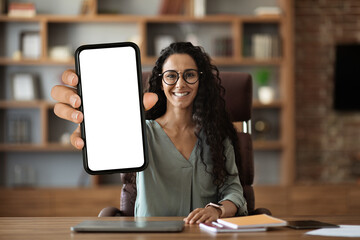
[0,216,359,240]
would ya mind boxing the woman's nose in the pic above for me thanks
[175,74,186,87]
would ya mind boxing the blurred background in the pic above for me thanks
[0,0,359,217]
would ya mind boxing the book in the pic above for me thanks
[6,117,31,143]
[214,37,233,57]
[199,222,266,233]
[217,214,287,229]
[193,0,206,17]
[158,0,170,15]
[159,0,184,15]
[8,3,36,17]
[254,6,282,16]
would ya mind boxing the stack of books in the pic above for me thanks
[214,37,233,57]
[8,2,36,17]
[252,34,280,59]
[6,117,31,143]
[199,214,287,233]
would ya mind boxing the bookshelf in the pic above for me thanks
[0,0,294,215]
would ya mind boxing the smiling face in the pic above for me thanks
[161,53,199,111]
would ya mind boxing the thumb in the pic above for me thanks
[143,92,158,111]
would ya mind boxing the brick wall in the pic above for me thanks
[295,0,360,183]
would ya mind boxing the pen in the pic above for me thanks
[212,222,224,228]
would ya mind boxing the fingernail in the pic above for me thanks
[70,95,77,107]
[72,111,79,120]
[75,139,83,149]
[68,74,75,85]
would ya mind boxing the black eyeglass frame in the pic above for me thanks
[159,69,202,85]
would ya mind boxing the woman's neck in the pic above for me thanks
[156,106,195,132]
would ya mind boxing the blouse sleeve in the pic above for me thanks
[218,139,248,216]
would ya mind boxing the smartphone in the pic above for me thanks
[75,42,148,174]
[287,220,339,230]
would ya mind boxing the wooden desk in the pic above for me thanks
[0,216,359,240]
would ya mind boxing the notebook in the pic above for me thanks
[200,222,267,233]
[71,220,185,233]
[217,214,287,229]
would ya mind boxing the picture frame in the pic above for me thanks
[0,0,5,15]
[20,31,41,59]
[11,73,39,101]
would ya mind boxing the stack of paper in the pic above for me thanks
[254,7,282,16]
[200,214,287,233]
[306,225,360,237]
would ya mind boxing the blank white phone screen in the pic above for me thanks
[78,46,145,172]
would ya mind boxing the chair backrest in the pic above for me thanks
[220,72,255,213]
[119,71,255,216]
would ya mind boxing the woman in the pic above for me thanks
[51,42,248,224]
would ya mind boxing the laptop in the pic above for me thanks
[71,220,185,233]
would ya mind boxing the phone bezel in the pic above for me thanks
[75,42,148,175]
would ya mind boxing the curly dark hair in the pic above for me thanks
[146,42,240,188]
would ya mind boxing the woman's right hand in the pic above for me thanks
[51,69,84,149]
[51,69,158,150]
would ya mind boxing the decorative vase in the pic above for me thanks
[258,86,275,104]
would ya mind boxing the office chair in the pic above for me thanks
[98,72,271,217]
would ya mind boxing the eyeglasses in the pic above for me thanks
[159,69,202,85]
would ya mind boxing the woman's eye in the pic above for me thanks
[185,72,196,78]
[166,74,177,79]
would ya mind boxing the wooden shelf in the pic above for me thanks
[0,100,282,111]
[0,143,79,152]
[253,100,282,109]
[0,57,74,66]
[0,187,121,217]
[46,14,142,23]
[0,14,283,23]
[0,100,60,108]
[142,56,282,66]
[1,185,358,217]
[240,57,283,65]
[0,57,281,67]
[0,15,44,22]
[240,15,283,23]
[0,0,295,188]
[0,100,46,108]
[253,140,282,150]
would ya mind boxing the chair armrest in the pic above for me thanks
[98,206,123,217]
[249,207,272,216]
[120,183,137,216]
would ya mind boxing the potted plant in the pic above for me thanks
[254,68,274,104]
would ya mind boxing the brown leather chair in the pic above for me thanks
[98,72,271,217]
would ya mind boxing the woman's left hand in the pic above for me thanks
[183,207,220,224]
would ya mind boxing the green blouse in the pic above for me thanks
[135,120,248,217]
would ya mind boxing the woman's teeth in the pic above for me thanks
[173,92,189,97]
